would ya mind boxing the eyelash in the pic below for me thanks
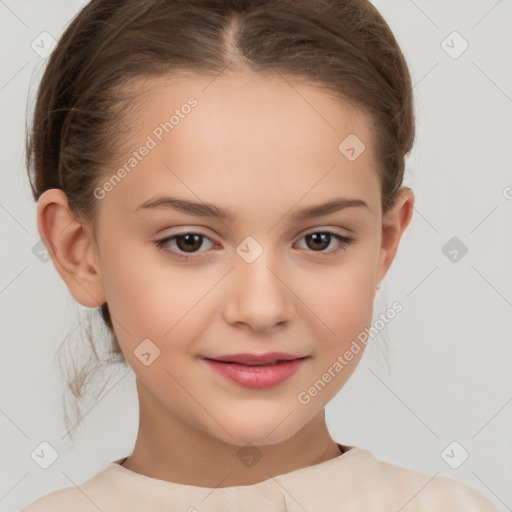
[153,230,354,261]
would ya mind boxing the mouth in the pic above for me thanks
[203,352,308,366]
[202,353,309,389]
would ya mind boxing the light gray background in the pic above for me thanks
[1,1,511,510]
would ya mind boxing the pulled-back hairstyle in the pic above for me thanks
[26,0,415,439]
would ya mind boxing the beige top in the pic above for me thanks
[21,443,499,511]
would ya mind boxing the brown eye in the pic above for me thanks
[154,232,215,259]
[297,231,353,255]
[305,232,331,251]
[174,233,204,253]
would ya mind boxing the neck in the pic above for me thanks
[120,377,343,487]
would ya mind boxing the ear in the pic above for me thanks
[36,188,106,308]
[375,187,415,288]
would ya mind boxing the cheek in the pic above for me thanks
[100,241,215,348]
[294,257,376,351]
[100,231,376,350]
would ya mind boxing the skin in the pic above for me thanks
[37,71,414,487]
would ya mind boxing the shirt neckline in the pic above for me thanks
[108,442,360,491]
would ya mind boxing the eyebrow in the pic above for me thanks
[134,195,369,222]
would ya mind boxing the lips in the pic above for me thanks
[201,352,309,389]
[203,352,306,366]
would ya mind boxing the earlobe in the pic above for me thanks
[36,188,106,308]
[375,187,415,287]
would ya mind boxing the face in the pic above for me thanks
[91,71,387,446]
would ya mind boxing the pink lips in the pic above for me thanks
[202,352,308,389]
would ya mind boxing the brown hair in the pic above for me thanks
[26,0,415,438]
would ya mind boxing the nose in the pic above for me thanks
[223,248,294,333]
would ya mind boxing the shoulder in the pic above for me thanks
[21,486,82,512]
[350,446,499,511]
[20,464,117,512]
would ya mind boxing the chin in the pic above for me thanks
[208,417,304,448]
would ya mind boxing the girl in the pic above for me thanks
[22,0,500,510]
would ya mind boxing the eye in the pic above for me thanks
[296,230,354,256]
[153,229,354,261]
[154,232,215,260]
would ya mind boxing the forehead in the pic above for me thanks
[128,70,374,146]
[105,71,380,218]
